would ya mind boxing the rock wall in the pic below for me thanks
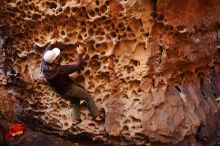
[0,0,220,145]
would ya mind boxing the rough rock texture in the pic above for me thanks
[0,0,220,145]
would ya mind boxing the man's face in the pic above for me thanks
[54,55,61,65]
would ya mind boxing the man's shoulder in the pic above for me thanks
[40,61,46,70]
[59,64,74,68]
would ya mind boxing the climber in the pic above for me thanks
[39,39,104,124]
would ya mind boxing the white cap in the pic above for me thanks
[43,48,60,64]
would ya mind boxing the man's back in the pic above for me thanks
[41,63,73,95]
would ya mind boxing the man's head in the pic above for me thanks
[43,48,60,64]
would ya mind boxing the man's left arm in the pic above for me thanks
[42,39,56,57]
[39,39,56,72]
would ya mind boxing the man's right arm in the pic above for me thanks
[58,45,84,75]
[59,54,84,75]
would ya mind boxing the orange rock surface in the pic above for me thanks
[0,0,219,145]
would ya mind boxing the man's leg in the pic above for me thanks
[70,98,80,120]
[70,84,100,118]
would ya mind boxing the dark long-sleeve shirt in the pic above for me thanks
[40,43,83,95]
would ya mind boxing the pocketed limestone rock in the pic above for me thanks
[0,0,219,145]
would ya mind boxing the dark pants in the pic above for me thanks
[62,84,99,120]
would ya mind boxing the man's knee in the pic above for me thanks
[79,91,93,101]
[70,98,80,104]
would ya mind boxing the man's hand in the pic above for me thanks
[76,45,84,54]
[50,39,56,44]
